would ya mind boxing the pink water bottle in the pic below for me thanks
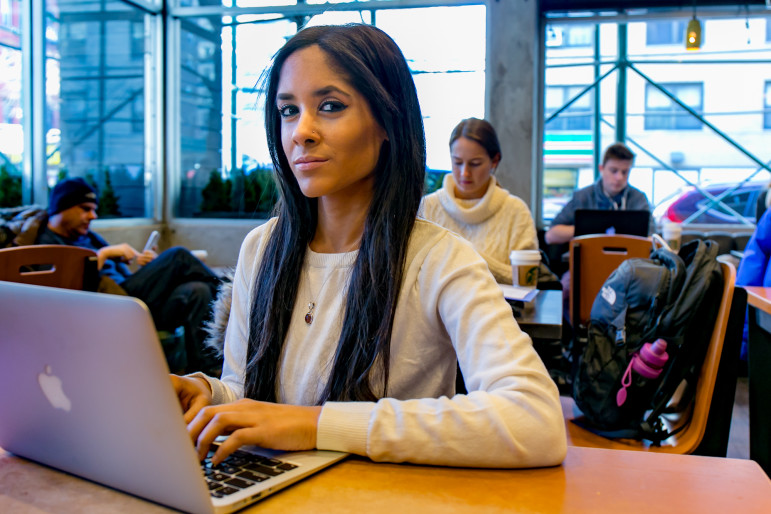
[616,339,669,407]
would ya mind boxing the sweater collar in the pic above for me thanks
[437,174,506,225]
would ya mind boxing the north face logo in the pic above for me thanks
[601,285,616,306]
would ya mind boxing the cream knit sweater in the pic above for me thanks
[201,217,566,468]
[420,174,538,284]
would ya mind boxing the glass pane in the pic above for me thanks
[0,0,23,208]
[176,1,296,7]
[178,16,291,218]
[46,0,151,218]
[543,15,771,228]
[646,21,685,46]
[178,4,486,217]
[377,6,485,175]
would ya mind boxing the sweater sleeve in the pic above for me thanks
[477,249,513,284]
[550,196,576,227]
[317,233,567,468]
[478,197,538,284]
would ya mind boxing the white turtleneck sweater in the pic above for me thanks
[199,217,566,469]
[419,174,538,284]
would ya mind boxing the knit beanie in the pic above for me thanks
[48,177,99,215]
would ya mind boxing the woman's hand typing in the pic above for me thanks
[171,374,213,424]
[186,400,322,465]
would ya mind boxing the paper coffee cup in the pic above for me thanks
[662,222,682,251]
[509,250,541,289]
[191,249,208,262]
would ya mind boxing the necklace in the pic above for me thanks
[304,268,335,325]
[303,240,360,325]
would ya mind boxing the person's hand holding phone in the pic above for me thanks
[136,231,160,266]
[144,230,160,252]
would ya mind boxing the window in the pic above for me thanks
[545,25,593,48]
[545,86,592,131]
[644,83,703,131]
[47,0,152,218]
[646,21,686,46]
[543,14,771,229]
[765,81,771,130]
[176,5,486,218]
[0,0,22,208]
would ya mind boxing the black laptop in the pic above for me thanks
[574,209,650,238]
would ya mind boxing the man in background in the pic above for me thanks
[38,177,221,375]
[545,142,651,245]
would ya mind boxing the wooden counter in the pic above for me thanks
[2,445,769,513]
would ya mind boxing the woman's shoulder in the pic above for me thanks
[410,218,479,257]
[497,188,531,210]
[419,188,444,216]
[239,217,279,255]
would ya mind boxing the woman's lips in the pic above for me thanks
[293,157,327,172]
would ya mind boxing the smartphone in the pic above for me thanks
[143,230,160,252]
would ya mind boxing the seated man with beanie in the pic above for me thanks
[37,177,221,375]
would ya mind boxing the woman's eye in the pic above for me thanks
[278,105,298,118]
[320,100,346,113]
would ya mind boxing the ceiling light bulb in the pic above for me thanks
[686,17,702,51]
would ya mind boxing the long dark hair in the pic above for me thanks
[243,24,426,403]
[449,117,502,162]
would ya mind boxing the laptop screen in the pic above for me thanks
[574,209,650,238]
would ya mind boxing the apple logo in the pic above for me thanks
[38,365,72,412]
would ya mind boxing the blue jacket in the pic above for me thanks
[737,208,771,287]
[734,209,771,360]
[36,226,133,285]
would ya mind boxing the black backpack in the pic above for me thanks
[572,238,724,442]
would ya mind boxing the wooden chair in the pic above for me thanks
[569,234,653,331]
[562,259,746,456]
[0,245,99,291]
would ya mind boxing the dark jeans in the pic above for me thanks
[121,247,220,374]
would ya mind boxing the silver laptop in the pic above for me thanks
[0,281,348,514]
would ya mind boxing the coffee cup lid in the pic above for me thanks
[510,249,541,264]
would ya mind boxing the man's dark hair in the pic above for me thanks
[602,142,635,166]
[244,24,426,403]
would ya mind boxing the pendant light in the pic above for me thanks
[686,16,702,50]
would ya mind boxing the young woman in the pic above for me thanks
[172,24,565,469]
[420,118,538,284]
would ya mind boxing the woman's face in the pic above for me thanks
[277,45,387,202]
[450,136,499,200]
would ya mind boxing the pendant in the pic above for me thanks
[305,302,315,325]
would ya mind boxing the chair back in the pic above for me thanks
[569,234,652,329]
[0,245,99,291]
[562,259,742,455]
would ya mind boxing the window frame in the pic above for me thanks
[644,82,704,131]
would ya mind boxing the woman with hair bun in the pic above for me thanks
[421,118,538,284]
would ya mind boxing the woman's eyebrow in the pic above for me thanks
[314,85,351,98]
[276,85,352,102]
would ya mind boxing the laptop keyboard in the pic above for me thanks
[201,443,298,498]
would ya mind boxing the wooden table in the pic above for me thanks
[1,446,769,513]
[741,286,771,476]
